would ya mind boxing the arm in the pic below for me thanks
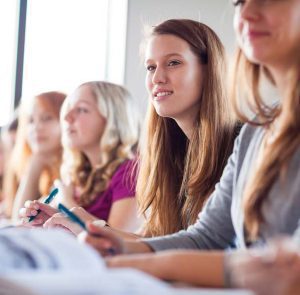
[106,250,225,287]
[107,198,143,232]
[12,155,45,220]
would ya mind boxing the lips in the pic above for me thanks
[245,30,270,40]
[152,89,174,101]
[34,135,47,142]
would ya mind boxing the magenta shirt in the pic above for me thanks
[84,160,137,221]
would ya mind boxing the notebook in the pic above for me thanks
[0,227,169,295]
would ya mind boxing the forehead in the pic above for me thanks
[68,85,96,106]
[24,97,52,116]
[145,34,194,61]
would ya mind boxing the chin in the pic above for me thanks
[154,108,173,118]
[243,48,271,65]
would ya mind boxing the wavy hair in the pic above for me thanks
[60,81,140,207]
[137,19,237,237]
[230,48,300,241]
[3,91,66,216]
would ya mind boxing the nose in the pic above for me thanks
[64,109,74,123]
[152,65,167,85]
[31,119,43,131]
[239,0,260,22]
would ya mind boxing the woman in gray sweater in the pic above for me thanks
[81,0,300,292]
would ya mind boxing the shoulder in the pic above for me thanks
[111,159,138,182]
[236,122,261,150]
[109,159,138,201]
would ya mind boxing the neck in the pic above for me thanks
[265,59,299,98]
[83,145,101,168]
[173,116,195,140]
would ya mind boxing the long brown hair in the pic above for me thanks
[3,91,66,217]
[60,81,140,207]
[137,19,237,237]
[230,48,300,241]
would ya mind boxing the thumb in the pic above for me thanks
[87,222,114,239]
[34,201,58,216]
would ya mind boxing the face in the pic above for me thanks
[27,102,61,154]
[233,0,300,67]
[62,85,106,152]
[145,34,204,121]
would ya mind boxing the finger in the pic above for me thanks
[24,200,39,210]
[30,218,44,225]
[19,207,38,218]
[44,215,68,228]
[34,202,58,216]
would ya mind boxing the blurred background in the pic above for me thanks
[0,0,234,127]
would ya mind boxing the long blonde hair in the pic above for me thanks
[137,19,237,237]
[60,81,140,207]
[230,48,300,241]
[3,91,66,217]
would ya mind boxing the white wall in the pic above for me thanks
[124,0,235,112]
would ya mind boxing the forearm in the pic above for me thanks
[158,251,225,287]
[107,250,225,287]
[109,227,142,241]
[125,240,154,254]
[12,169,41,219]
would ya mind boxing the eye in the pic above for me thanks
[41,114,54,122]
[28,116,34,124]
[232,0,245,6]
[168,60,181,67]
[76,107,89,114]
[146,65,156,72]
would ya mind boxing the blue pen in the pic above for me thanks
[58,203,86,229]
[57,203,115,255]
[29,188,59,222]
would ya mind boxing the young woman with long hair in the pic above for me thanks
[136,19,238,237]
[80,2,300,293]
[3,91,66,219]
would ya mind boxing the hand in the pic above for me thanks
[19,200,58,226]
[78,223,125,256]
[26,152,59,177]
[44,207,98,235]
[228,239,300,295]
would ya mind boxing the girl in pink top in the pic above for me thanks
[20,81,141,233]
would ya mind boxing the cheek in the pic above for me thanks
[145,74,152,94]
[181,69,202,101]
[49,123,61,139]
[233,12,243,44]
[26,127,35,142]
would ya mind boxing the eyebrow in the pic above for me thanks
[145,53,183,64]
[75,100,94,106]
